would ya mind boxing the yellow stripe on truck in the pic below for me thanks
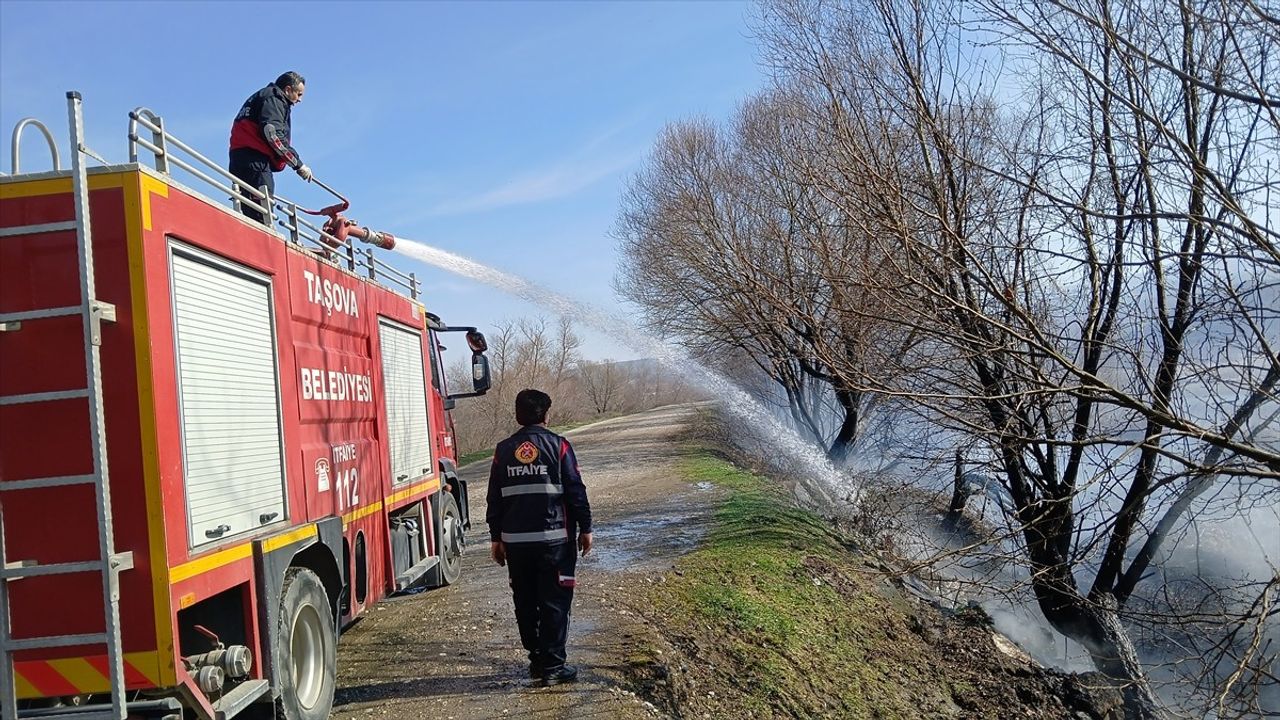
[386,476,442,507]
[261,524,318,553]
[0,173,124,198]
[46,656,107,689]
[342,500,384,528]
[123,169,177,687]
[13,672,38,698]
[14,651,162,698]
[168,543,253,584]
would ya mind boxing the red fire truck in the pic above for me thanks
[0,93,492,719]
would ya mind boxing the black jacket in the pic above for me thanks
[486,426,592,544]
[229,84,300,171]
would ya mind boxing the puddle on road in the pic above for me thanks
[584,511,711,573]
[584,480,720,573]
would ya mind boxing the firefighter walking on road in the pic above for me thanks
[487,389,594,687]
[228,71,312,223]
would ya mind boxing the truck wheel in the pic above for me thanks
[275,568,336,720]
[438,493,464,586]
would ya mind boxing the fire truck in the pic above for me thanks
[0,92,492,719]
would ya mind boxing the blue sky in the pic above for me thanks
[0,0,766,361]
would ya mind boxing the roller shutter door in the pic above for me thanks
[171,248,286,547]
[378,320,432,485]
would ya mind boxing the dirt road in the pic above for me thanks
[331,405,712,719]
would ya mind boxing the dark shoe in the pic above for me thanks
[542,664,578,687]
[528,661,544,679]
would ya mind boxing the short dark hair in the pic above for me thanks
[275,71,305,90]
[515,389,551,426]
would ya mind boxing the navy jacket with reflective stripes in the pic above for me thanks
[486,425,592,544]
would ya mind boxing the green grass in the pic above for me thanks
[645,451,961,718]
[455,449,492,466]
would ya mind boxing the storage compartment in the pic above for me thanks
[388,504,425,581]
[378,319,432,486]
[170,243,286,547]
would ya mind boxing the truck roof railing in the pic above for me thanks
[118,106,423,300]
[9,117,62,174]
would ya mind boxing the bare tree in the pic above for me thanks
[448,317,702,454]
[579,359,623,414]
[549,315,581,396]
[751,0,1279,716]
[615,91,915,463]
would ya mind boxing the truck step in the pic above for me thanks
[5,632,106,651]
[0,474,96,491]
[395,555,440,592]
[16,696,183,720]
[2,552,132,581]
[212,678,270,719]
[0,388,90,406]
[0,220,76,237]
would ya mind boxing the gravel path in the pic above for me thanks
[331,405,715,719]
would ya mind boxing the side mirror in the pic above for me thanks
[471,353,491,394]
[439,324,491,402]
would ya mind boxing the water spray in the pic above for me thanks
[387,238,859,511]
[284,175,852,507]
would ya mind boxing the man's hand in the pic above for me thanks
[578,532,593,557]
[490,540,506,567]
[296,164,313,182]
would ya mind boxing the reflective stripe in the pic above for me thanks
[501,483,562,497]
[501,529,569,543]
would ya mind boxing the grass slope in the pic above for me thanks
[628,451,1119,719]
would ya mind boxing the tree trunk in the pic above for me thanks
[943,449,967,531]
[826,387,860,465]
[1041,592,1162,719]
[1023,530,1163,718]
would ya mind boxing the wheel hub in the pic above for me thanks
[291,603,326,709]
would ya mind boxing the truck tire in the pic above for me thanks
[275,568,336,720]
[438,493,464,586]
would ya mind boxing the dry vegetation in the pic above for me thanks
[615,1,1279,717]
[446,317,702,456]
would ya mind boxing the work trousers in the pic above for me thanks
[228,149,274,224]
[505,540,577,670]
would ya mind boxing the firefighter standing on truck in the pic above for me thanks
[487,389,593,687]
[228,71,312,222]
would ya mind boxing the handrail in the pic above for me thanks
[4,100,423,301]
[122,105,421,299]
[11,118,61,174]
[130,108,271,218]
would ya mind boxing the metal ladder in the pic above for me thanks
[0,92,133,719]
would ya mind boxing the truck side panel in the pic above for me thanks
[0,173,171,696]
[136,176,294,681]
[3,165,463,710]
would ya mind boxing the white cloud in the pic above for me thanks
[424,148,640,217]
